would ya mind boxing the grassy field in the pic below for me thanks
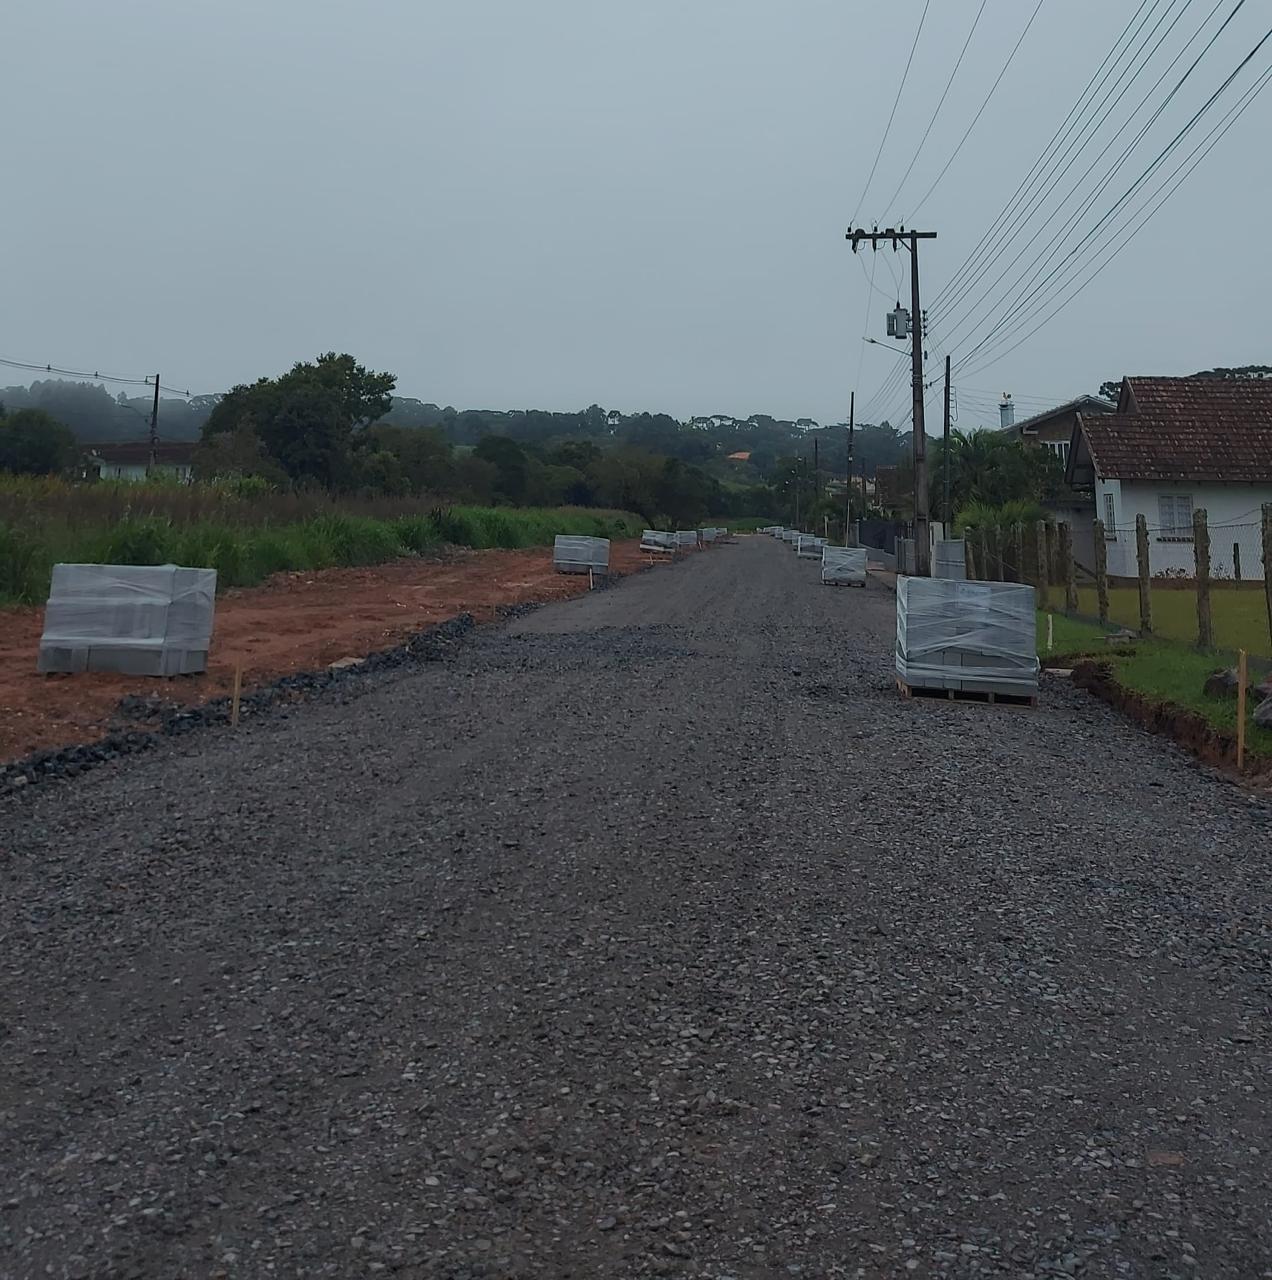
[1036,609,1272,761]
[1065,584,1271,657]
[0,476,644,605]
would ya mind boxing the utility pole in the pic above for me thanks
[942,355,951,534]
[813,438,820,522]
[845,391,854,546]
[148,374,160,474]
[847,226,936,574]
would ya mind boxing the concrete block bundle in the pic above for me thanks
[38,563,217,676]
[553,535,611,575]
[896,578,1038,698]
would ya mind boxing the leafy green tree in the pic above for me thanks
[202,352,395,487]
[0,408,78,474]
[473,435,529,503]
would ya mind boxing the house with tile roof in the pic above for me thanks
[1066,376,1272,580]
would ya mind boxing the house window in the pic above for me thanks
[1103,492,1117,540]
[1049,440,1070,465]
[1157,494,1194,539]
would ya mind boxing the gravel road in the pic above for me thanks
[3,536,1270,1279]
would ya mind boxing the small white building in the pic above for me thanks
[91,441,195,483]
[1067,376,1272,581]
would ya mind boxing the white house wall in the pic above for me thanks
[1095,477,1271,580]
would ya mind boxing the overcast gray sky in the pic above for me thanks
[4,0,1269,428]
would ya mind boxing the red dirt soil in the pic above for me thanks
[0,541,658,763]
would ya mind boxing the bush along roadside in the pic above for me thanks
[0,613,479,794]
[0,503,644,605]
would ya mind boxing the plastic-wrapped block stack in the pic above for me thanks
[553,535,610,575]
[38,563,217,676]
[779,529,799,544]
[795,535,826,559]
[641,529,676,552]
[896,578,1038,697]
[934,539,968,580]
[821,546,867,585]
[675,530,698,549]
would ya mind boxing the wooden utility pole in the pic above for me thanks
[1262,503,1272,649]
[1194,508,1213,649]
[844,391,854,547]
[1060,523,1078,613]
[942,354,952,535]
[1135,513,1153,634]
[148,374,160,473]
[1035,521,1050,612]
[812,440,820,535]
[1093,519,1110,624]
[847,225,936,574]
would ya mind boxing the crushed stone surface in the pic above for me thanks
[2,536,1270,1279]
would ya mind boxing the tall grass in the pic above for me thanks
[0,476,641,605]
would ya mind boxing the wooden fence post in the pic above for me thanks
[1194,508,1213,649]
[979,528,991,583]
[1263,503,1272,650]
[1093,518,1110,625]
[1061,522,1078,613]
[1013,522,1025,584]
[1045,522,1058,590]
[1035,521,1050,611]
[965,537,977,580]
[1135,513,1152,634]
[1233,541,1242,582]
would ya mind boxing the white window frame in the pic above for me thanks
[1102,492,1117,540]
[1157,493,1194,541]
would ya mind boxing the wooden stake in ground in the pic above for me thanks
[1263,502,1272,650]
[1035,521,1050,612]
[1193,507,1213,650]
[230,663,243,729]
[979,528,991,584]
[965,538,977,580]
[1093,518,1110,625]
[1236,648,1248,771]
[1060,522,1078,613]
[1136,513,1152,634]
[1047,614,1054,654]
[1013,522,1025,584]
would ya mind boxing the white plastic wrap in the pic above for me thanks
[821,546,867,584]
[896,577,1038,696]
[795,536,826,559]
[675,530,698,548]
[553,535,610,574]
[641,529,676,552]
[38,563,217,676]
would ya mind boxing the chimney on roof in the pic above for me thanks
[999,392,1015,429]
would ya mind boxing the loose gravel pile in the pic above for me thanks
[2,538,1269,1278]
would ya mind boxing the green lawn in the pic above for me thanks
[1035,609,1272,761]
[1065,584,1271,658]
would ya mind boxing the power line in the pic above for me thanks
[879,0,989,221]
[953,57,1272,380]
[950,21,1272,373]
[931,0,1193,331]
[907,0,1045,222]
[930,0,1241,348]
[849,0,932,226]
[927,0,1163,314]
[0,354,196,397]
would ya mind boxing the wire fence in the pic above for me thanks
[962,508,1272,660]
